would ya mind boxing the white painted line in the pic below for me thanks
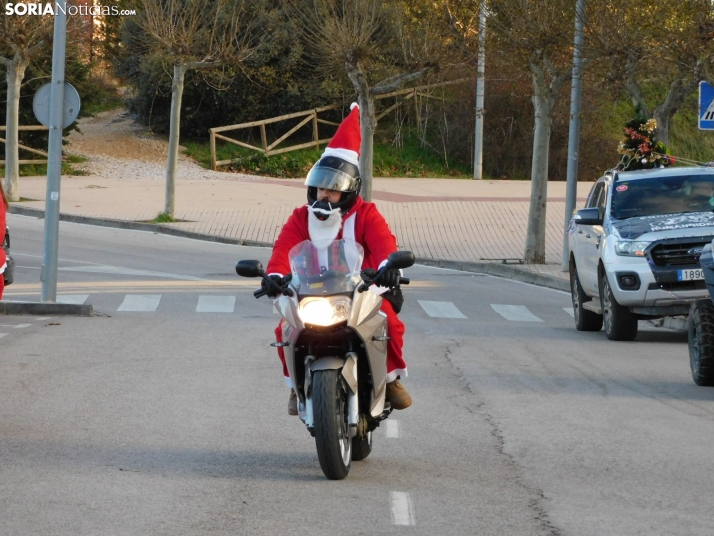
[34,317,51,321]
[57,294,89,305]
[14,324,31,329]
[390,492,415,526]
[0,333,6,339]
[196,295,235,313]
[117,295,161,312]
[563,307,574,317]
[59,265,205,281]
[417,300,467,319]
[385,420,400,438]
[490,304,543,322]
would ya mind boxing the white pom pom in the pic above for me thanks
[350,102,359,110]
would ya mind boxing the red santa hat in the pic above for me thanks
[321,103,361,166]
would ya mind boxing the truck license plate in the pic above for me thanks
[678,269,704,281]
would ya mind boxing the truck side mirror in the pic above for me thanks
[573,207,603,226]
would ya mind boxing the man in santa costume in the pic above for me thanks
[263,103,412,415]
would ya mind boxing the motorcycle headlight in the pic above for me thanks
[298,297,352,327]
[615,240,650,257]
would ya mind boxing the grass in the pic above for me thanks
[152,212,177,223]
[0,154,89,177]
[182,133,472,179]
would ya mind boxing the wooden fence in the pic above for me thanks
[0,125,50,165]
[209,78,469,170]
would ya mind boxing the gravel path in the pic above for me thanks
[65,108,259,182]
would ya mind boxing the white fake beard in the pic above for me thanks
[307,205,342,242]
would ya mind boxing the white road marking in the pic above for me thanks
[196,295,235,313]
[390,492,415,525]
[0,324,31,329]
[57,294,89,305]
[117,295,161,312]
[563,307,574,317]
[385,420,400,438]
[417,300,467,319]
[34,317,51,321]
[14,324,31,329]
[490,304,543,322]
[59,265,205,281]
[0,333,6,339]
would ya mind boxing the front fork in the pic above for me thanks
[301,352,360,437]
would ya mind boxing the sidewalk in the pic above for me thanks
[8,174,594,291]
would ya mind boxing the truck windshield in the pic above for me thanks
[610,174,714,220]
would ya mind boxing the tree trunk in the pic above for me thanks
[524,91,554,264]
[3,59,28,202]
[357,94,376,202]
[347,65,375,202]
[165,64,187,218]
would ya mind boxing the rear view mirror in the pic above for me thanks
[573,207,603,226]
[387,251,415,270]
[236,260,264,277]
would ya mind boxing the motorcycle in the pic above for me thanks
[236,238,414,480]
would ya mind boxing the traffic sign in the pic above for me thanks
[699,81,714,130]
[32,82,81,129]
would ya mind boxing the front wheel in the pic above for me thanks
[312,370,351,480]
[688,300,714,386]
[570,262,602,332]
[600,273,638,341]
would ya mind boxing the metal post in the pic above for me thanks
[473,0,487,180]
[561,0,586,271]
[41,1,67,302]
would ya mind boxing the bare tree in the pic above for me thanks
[290,0,451,201]
[0,1,52,202]
[488,0,589,263]
[593,0,714,145]
[136,0,263,218]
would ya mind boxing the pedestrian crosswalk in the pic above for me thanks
[2,293,577,321]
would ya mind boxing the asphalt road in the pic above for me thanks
[2,213,713,536]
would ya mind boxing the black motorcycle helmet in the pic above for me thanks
[305,155,362,219]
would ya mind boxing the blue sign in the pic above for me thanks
[700,81,714,130]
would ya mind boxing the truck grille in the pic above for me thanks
[648,241,709,267]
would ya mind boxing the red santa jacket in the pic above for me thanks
[266,196,397,276]
[0,198,6,272]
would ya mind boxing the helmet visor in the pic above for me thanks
[305,166,359,192]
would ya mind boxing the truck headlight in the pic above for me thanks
[615,240,650,257]
[298,297,351,326]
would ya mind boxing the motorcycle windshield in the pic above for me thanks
[288,239,365,296]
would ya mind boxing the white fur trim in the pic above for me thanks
[350,102,359,110]
[307,206,342,242]
[322,147,359,166]
[285,376,294,388]
[343,213,356,242]
[386,368,407,383]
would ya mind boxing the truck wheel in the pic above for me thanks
[570,263,602,331]
[687,299,714,386]
[600,274,638,341]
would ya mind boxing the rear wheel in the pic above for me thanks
[312,370,351,480]
[688,300,714,386]
[570,262,603,332]
[600,273,638,341]
[351,415,373,461]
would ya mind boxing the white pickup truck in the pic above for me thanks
[568,166,714,341]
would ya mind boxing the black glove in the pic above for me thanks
[374,268,401,288]
[261,274,284,297]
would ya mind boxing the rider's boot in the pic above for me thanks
[288,388,298,416]
[386,379,412,410]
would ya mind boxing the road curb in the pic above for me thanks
[415,258,569,292]
[8,205,273,248]
[9,204,569,293]
[0,300,94,316]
